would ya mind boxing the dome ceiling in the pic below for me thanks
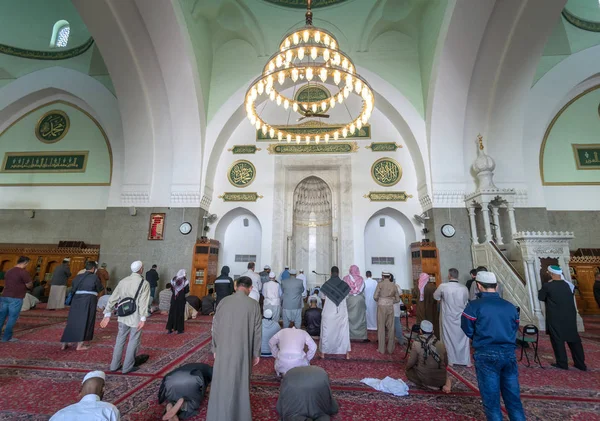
[263,0,349,9]
[563,0,600,31]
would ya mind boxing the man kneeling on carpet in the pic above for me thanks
[50,370,120,420]
[276,366,339,421]
[159,363,213,421]
[405,320,452,393]
[269,321,317,376]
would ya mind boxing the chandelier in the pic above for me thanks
[245,0,374,144]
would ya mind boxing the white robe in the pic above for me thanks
[433,281,471,366]
[319,296,351,355]
[364,277,378,330]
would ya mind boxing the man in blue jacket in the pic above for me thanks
[461,271,525,421]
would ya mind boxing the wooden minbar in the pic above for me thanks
[0,242,100,297]
[569,249,600,315]
[190,238,219,298]
[410,241,442,290]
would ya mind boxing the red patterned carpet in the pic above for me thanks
[1,308,599,420]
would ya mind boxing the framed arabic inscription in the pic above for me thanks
[148,213,166,241]
[371,157,402,186]
[572,144,600,170]
[36,110,70,143]
[1,151,88,173]
[228,160,256,187]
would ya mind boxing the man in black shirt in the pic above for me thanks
[303,296,322,338]
[465,269,477,297]
[146,264,160,307]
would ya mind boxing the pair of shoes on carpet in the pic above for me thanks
[551,363,568,370]
[575,364,587,371]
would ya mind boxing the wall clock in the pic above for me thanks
[441,224,456,238]
[179,222,192,235]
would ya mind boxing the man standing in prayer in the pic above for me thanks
[538,265,586,371]
[304,296,322,338]
[0,256,32,342]
[374,272,401,354]
[214,266,234,307]
[49,370,120,421]
[206,276,261,421]
[97,263,110,291]
[391,274,405,345]
[344,265,369,342]
[100,260,151,374]
[146,264,160,307]
[406,320,451,393]
[47,259,71,310]
[259,265,271,288]
[364,271,378,331]
[241,262,262,294]
[281,269,304,328]
[433,268,471,367]
[466,269,477,299]
[60,261,104,351]
[416,273,439,337]
[269,321,318,376]
[263,271,282,322]
[319,266,351,359]
[261,308,281,357]
[469,266,504,300]
[297,269,308,298]
[461,271,526,421]
[159,363,212,421]
[276,366,339,421]
[280,266,290,282]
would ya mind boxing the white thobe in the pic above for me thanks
[269,327,317,375]
[241,270,262,293]
[50,394,120,421]
[248,288,260,302]
[364,277,378,330]
[297,273,307,297]
[20,293,40,312]
[262,281,282,306]
[433,280,471,366]
[319,296,351,355]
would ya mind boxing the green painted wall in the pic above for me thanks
[0,102,111,185]
[542,86,600,184]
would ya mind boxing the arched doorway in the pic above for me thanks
[292,177,333,289]
[214,208,262,279]
[363,208,416,290]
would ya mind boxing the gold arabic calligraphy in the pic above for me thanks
[372,159,401,186]
[37,111,69,142]
[229,161,255,187]
[3,153,87,172]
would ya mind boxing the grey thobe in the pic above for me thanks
[47,264,71,310]
[433,280,471,366]
[281,276,304,328]
[206,290,262,421]
[346,291,368,340]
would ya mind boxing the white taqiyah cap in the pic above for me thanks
[476,271,497,284]
[264,265,271,270]
[82,370,105,384]
[269,271,276,279]
[289,269,297,275]
[130,260,143,273]
[285,265,290,269]
[263,309,273,319]
[420,320,433,333]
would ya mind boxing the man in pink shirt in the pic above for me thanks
[268,322,317,376]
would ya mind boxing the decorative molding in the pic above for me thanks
[120,191,150,205]
[267,141,359,155]
[365,142,402,152]
[200,194,212,211]
[0,37,95,60]
[562,9,600,32]
[227,160,256,188]
[170,191,201,206]
[218,192,263,202]
[371,157,402,187]
[513,231,574,239]
[228,145,261,154]
[257,121,370,141]
[363,191,412,202]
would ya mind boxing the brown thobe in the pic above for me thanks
[373,280,400,354]
[416,282,440,338]
[97,269,110,291]
[406,336,448,389]
[206,290,262,421]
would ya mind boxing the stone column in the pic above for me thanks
[467,206,479,244]
[480,203,493,243]
[332,236,338,266]
[490,206,504,244]
[286,236,293,266]
[524,258,545,329]
[507,203,518,235]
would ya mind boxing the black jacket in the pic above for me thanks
[146,269,159,288]
[304,307,322,337]
[214,266,234,307]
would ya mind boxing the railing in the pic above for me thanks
[472,242,535,326]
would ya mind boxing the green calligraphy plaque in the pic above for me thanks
[363,191,412,202]
[366,142,402,152]
[1,151,88,173]
[257,124,370,141]
[573,144,600,169]
[219,192,263,202]
[36,110,70,143]
[267,142,359,155]
[295,85,331,115]
[371,158,402,186]
[229,145,261,154]
[228,160,256,187]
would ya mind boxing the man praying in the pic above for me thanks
[269,321,317,376]
[303,296,322,338]
[159,363,213,420]
[281,269,304,328]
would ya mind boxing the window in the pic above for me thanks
[235,254,257,263]
[371,257,395,265]
[50,20,70,48]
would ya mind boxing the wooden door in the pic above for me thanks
[574,264,600,315]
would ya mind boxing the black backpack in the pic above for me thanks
[116,279,144,317]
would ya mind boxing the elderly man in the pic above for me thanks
[281,269,304,328]
[539,265,586,371]
[276,366,339,421]
[263,271,282,322]
[269,322,318,376]
[159,363,213,421]
[100,261,151,374]
[433,268,471,367]
[47,259,71,310]
[50,370,120,420]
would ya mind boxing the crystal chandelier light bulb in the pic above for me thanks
[350,123,356,134]
[314,31,321,43]
[342,128,348,138]
[343,87,350,98]
[284,38,290,48]
[342,58,348,69]
[319,68,327,82]
[330,40,336,50]
[296,135,301,144]
[257,81,264,95]
[311,103,317,113]
[262,124,267,135]
[355,80,363,94]
[269,62,275,72]
[345,75,353,90]
[311,47,317,60]
[269,127,275,138]
[315,135,320,144]
[293,33,299,45]
[287,134,292,143]
[334,131,339,140]
[337,93,343,104]
[291,68,299,82]
[321,101,327,111]
[357,119,363,130]
[278,72,285,85]
[255,120,261,130]
[284,99,289,109]
[276,55,283,67]
[276,95,282,106]
[325,133,330,143]
[306,67,314,81]
[333,70,341,85]
[298,47,305,60]
[293,102,298,112]
[270,90,276,101]
[323,49,330,62]
[330,97,336,108]
[286,50,293,63]
[305,136,310,144]
[303,30,310,42]
[324,34,330,45]
[278,131,283,141]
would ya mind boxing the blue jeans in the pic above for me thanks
[474,348,526,421]
[394,316,405,345]
[0,297,24,341]
[149,287,156,305]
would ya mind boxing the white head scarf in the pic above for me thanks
[548,265,575,293]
